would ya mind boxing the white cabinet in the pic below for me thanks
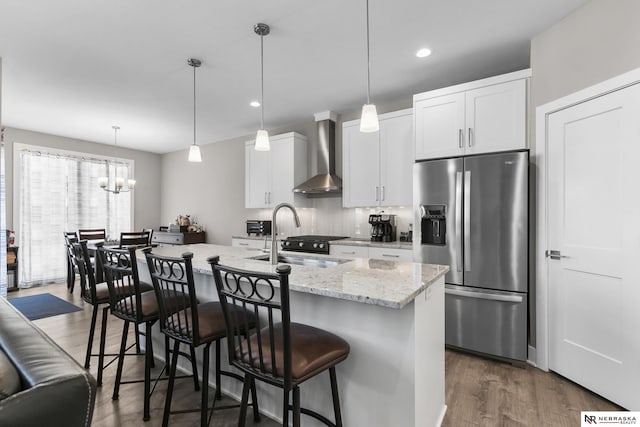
[414,69,530,160]
[330,244,412,261]
[368,247,413,262]
[245,132,308,208]
[330,245,370,259]
[232,237,271,250]
[342,109,413,207]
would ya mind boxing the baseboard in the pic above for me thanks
[527,345,537,367]
[436,404,448,427]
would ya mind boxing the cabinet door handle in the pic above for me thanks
[381,254,400,258]
[375,186,379,201]
[458,129,463,148]
[381,186,385,201]
[342,251,356,255]
[239,242,249,246]
[468,127,473,147]
[264,192,267,204]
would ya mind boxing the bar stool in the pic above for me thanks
[63,231,78,293]
[70,240,111,386]
[98,245,199,421]
[144,249,260,427]
[209,256,350,427]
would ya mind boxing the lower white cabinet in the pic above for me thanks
[330,244,412,261]
[330,245,369,259]
[231,237,271,250]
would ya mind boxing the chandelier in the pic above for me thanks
[98,125,136,194]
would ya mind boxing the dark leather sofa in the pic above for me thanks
[0,296,96,427]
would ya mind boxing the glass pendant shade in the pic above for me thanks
[188,144,202,162]
[127,179,136,189]
[254,129,270,151]
[360,103,380,132]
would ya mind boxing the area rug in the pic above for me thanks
[9,293,83,320]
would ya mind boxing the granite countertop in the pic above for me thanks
[137,243,447,309]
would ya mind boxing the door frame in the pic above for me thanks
[535,67,640,371]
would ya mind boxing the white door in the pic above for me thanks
[465,79,526,155]
[379,113,413,206]
[547,83,640,410]
[245,142,270,208]
[414,92,465,160]
[342,124,380,207]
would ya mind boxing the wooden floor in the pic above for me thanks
[9,283,621,426]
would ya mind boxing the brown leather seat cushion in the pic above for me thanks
[114,288,191,320]
[240,323,350,382]
[93,281,153,304]
[167,302,256,342]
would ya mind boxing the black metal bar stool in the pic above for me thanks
[98,245,200,421]
[70,240,111,386]
[144,249,260,427]
[209,256,350,427]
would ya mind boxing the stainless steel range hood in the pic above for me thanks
[293,111,342,194]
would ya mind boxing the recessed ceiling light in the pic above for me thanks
[250,100,260,107]
[416,48,432,58]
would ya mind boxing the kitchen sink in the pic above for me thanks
[249,254,351,268]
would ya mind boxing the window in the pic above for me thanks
[17,144,133,286]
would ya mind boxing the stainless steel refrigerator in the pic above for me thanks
[414,150,528,361]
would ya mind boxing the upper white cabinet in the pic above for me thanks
[342,109,413,207]
[245,132,308,208]
[414,69,530,160]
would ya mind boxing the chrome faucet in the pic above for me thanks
[271,202,301,265]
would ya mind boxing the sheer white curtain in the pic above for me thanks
[19,147,132,287]
[1,143,7,297]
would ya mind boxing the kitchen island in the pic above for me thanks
[136,243,448,427]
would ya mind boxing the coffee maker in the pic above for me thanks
[369,214,397,242]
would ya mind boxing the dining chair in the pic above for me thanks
[98,245,199,421]
[119,231,150,248]
[142,228,154,245]
[144,249,259,427]
[209,256,350,427]
[63,231,78,293]
[78,228,107,241]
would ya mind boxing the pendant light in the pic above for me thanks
[254,23,271,151]
[98,125,136,194]
[360,0,379,133]
[187,58,203,162]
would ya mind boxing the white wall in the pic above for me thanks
[528,0,640,349]
[160,100,413,245]
[3,127,162,230]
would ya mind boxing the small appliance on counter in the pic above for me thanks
[369,214,396,242]
[246,220,272,236]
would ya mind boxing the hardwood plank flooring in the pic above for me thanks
[9,283,622,426]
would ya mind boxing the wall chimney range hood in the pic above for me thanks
[293,111,342,194]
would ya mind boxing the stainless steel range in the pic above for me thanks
[281,235,348,255]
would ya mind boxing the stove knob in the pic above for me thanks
[298,242,305,248]
[284,241,291,247]
[318,243,325,249]
[313,243,319,249]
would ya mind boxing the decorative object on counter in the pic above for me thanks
[359,0,379,133]
[98,125,136,194]
[176,214,190,227]
[187,58,202,162]
[254,23,271,151]
[187,224,203,233]
[246,219,271,236]
[369,213,396,242]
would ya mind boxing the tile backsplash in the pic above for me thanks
[249,197,413,239]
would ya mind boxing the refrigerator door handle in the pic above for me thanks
[464,170,471,271]
[446,287,524,303]
[455,171,463,272]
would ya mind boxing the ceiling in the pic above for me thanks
[0,0,587,154]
